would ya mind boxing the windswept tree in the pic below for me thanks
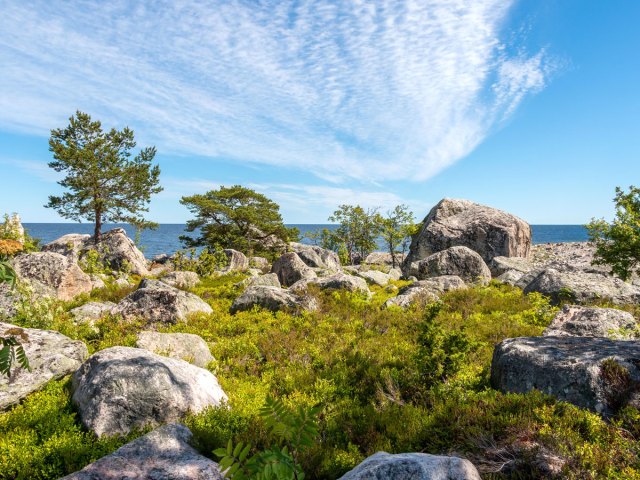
[46,111,162,243]
[587,185,640,280]
[379,204,417,267]
[180,185,298,258]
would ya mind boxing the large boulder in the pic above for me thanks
[317,272,371,295]
[249,256,270,272]
[245,273,281,288]
[357,269,393,286]
[42,233,91,261]
[290,242,342,271]
[271,252,317,287]
[363,251,406,269]
[60,423,224,480]
[0,322,87,410]
[222,249,249,272]
[43,228,149,275]
[161,271,200,289]
[0,283,19,319]
[531,242,606,274]
[12,252,93,300]
[491,336,640,416]
[411,246,491,284]
[89,228,150,276]
[136,331,215,368]
[495,269,526,286]
[489,256,533,277]
[543,305,638,339]
[71,346,228,437]
[230,286,316,314]
[112,279,213,324]
[339,452,481,480]
[405,199,531,270]
[69,301,116,325]
[518,268,640,305]
[384,276,466,308]
[291,272,371,297]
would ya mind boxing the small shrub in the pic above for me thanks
[215,396,320,479]
[0,239,24,257]
[0,259,18,288]
[173,247,229,277]
[600,359,638,413]
[79,249,109,275]
[413,303,479,390]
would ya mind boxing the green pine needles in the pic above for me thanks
[215,397,320,480]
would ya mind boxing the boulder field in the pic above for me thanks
[3,201,640,478]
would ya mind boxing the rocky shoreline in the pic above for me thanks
[1,199,639,479]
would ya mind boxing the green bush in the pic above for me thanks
[0,277,638,479]
[587,185,640,280]
[414,303,480,390]
[0,379,135,480]
[173,247,229,277]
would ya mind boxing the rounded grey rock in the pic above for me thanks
[339,452,481,480]
[60,423,223,480]
[71,346,228,437]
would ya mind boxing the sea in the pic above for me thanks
[22,223,589,259]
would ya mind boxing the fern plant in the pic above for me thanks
[0,254,30,377]
[215,397,320,480]
[0,327,30,376]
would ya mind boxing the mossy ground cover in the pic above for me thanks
[1,275,639,479]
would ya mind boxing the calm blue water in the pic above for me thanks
[22,223,589,258]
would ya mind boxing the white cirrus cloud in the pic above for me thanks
[0,0,554,182]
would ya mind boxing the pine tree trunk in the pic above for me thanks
[94,213,102,244]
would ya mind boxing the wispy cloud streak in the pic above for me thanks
[0,1,552,182]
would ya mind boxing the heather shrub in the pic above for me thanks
[0,276,638,479]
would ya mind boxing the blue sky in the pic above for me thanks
[1,0,638,224]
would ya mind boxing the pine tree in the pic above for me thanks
[46,111,162,243]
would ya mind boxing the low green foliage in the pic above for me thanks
[79,249,110,275]
[215,397,320,479]
[172,247,229,277]
[0,379,135,480]
[0,259,17,288]
[414,303,480,390]
[0,277,638,479]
